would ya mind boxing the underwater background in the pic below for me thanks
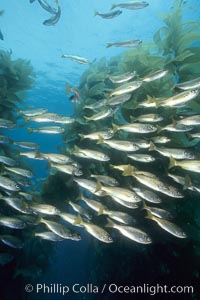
[0,0,200,299]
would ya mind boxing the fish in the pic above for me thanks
[72,145,110,161]
[68,201,92,220]
[0,134,13,144]
[30,0,36,3]
[40,218,81,240]
[0,216,26,229]
[146,211,186,238]
[35,231,65,242]
[143,203,173,220]
[0,29,4,40]
[84,100,106,110]
[0,155,16,166]
[110,80,142,97]
[176,115,200,126]
[90,174,119,186]
[13,141,39,150]
[105,93,132,106]
[4,166,34,178]
[38,0,58,14]
[168,156,200,174]
[106,40,142,48]
[175,77,200,90]
[97,135,140,152]
[149,142,197,160]
[95,181,142,203]
[0,175,20,191]
[111,1,149,10]
[79,194,104,213]
[104,210,135,224]
[51,163,83,176]
[19,151,45,160]
[94,10,122,19]
[19,108,47,117]
[73,178,106,196]
[74,215,113,243]
[167,173,199,193]
[43,5,61,26]
[142,70,168,82]
[157,90,199,107]
[108,72,136,84]
[84,107,117,121]
[28,126,64,134]
[30,204,60,215]
[0,118,16,129]
[187,132,200,139]
[158,123,193,133]
[59,212,81,226]
[132,187,162,203]
[61,54,93,65]
[79,130,114,141]
[38,152,74,164]
[151,136,171,144]
[109,195,139,209]
[112,122,157,134]
[106,218,152,244]
[0,196,31,214]
[128,154,155,163]
[130,113,163,123]
[123,166,184,198]
[0,235,23,249]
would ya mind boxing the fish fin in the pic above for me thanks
[157,125,162,134]
[130,116,136,123]
[27,128,33,134]
[95,180,102,193]
[65,83,72,94]
[74,145,80,153]
[145,210,154,220]
[168,156,177,169]
[73,214,83,225]
[186,133,192,140]
[105,218,115,228]
[112,123,119,133]
[122,165,134,176]
[142,201,148,210]
[149,141,157,151]
[146,95,154,103]
[106,43,112,48]
[110,4,116,10]
[97,134,104,145]
[97,204,104,216]
[183,175,192,190]
[23,116,30,122]
[78,134,84,141]
[34,150,41,158]
[172,119,177,126]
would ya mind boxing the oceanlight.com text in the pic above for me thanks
[24,283,194,296]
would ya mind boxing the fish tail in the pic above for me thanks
[105,218,115,228]
[183,175,192,190]
[111,4,116,10]
[106,43,112,48]
[94,180,102,193]
[130,116,136,123]
[186,133,192,140]
[168,156,177,169]
[157,125,162,133]
[97,204,104,216]
[149,141,157,151]
[28,128,34,134]
[78,133,84,141]
[94,10,98,16]
[66,82,72,94]
[112,123,119,133]
[73,214,83,225]
[97,134,104,144]
[122,165,134,176]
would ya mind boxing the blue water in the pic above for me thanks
[0,1,200,299]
